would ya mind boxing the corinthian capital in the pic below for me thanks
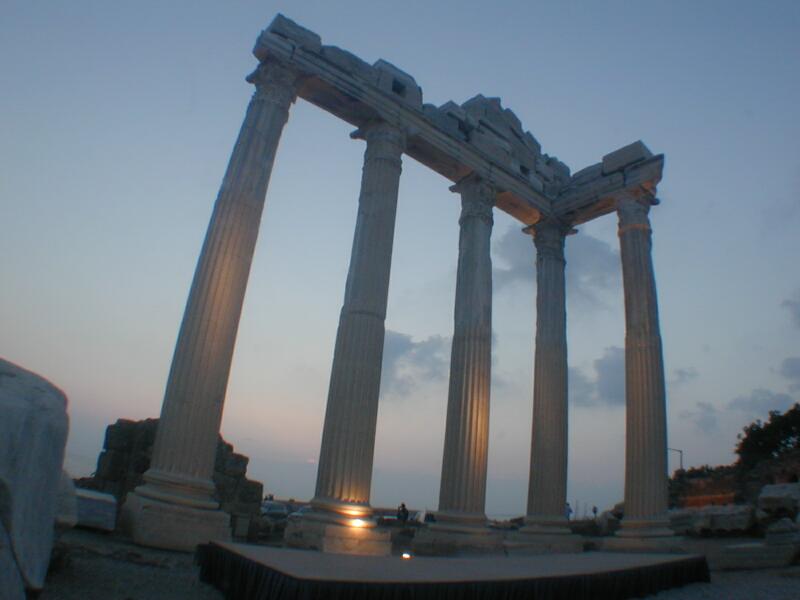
[525,218,571,262]
[246,60,298,107]
[616,192,657,235]
[451,173,495,227]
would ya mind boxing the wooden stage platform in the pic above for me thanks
[197,541,709,599]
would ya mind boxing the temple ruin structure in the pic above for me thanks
[121,14,670,554]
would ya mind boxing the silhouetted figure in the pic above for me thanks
[565,502,573,521]
[592,505,598,519]
[397,502,409,524]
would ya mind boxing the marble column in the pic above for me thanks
[311,121,406,520]
[437,174,494,527]
[122,60,297,551]
[523,218,571,535]
[616,193,672,538]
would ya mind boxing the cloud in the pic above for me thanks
[782,291,800,328]
[492,226,620,308]
[568,346,625,408]
[679,401,719,432]
[569,366,596,407]
[380,330,449,398]
[669,367,699,387]
[779,357,800,392]
[594,346,626,406]
[728,388,795,415]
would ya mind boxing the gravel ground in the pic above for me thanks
[40,529,222,600]
[40,529,799,599]
[642,567,800,599]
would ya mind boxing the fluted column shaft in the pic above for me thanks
[140,61,297,508]
[525,219,570,531]
[617,194,670,533]
[438,175,494,522]
[312,121,405,516]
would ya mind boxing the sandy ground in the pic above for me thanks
[40,529,799,599]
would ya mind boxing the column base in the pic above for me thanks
[505,531,584,555]
[413,515,503,556]
[601,516,683,553]
[120,490,230,552]
[617,517,675,538]
[309,496,374,522]
[284,518,390,556]
[520,514,572,536]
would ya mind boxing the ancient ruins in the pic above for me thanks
[121,14,669,555]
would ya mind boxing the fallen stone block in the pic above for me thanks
[765,517,800,547]
[758,483,800,517]
[75,488,118,532]
[56,470,78,532]
[0,359,69,593]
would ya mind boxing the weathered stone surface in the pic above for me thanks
[285,519,391,556]
[717,541,797,570]
[413,526,504,556]
[261,13,321,54]
[597,511,621,536]
[320,46,376,83]
[373,59,422,109]
[0,359,69,591]
[602,140,653,175]
[758,483,800,517]
[0,521,25,600]
[765,517,800,546]
[668,505,754,535]
[78,418,263,519]
[56,470,78,532]
[75,489,117,532]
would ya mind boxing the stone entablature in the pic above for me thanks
[254,15,662,226]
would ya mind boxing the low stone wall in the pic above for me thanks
[76,418,262,519]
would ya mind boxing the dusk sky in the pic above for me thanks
[2,1,799,517]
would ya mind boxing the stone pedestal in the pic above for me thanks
[504,531,583,555]
[413,524,503,556]
[433,174,494,546]
[309,121,406,522]
[121,492,231,553]
[521,219,572,541]
[122,60,297,551]
[285,518,391,556]
[615,193,673,542]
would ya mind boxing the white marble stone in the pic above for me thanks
[0,359,69,591]
[602,140,653,174]
[758,483,800,516]
[615,194,672,540]
[123,59,297,551]
[523,219,572,536]
[436,174,494,528]
[311,121,406,520]
[75,488,117,532]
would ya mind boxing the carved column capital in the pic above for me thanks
[451,173,495,227]
[616,193,658,236]
[247,60,298,108]
[524,218,571,263]
[352,120,407,164]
